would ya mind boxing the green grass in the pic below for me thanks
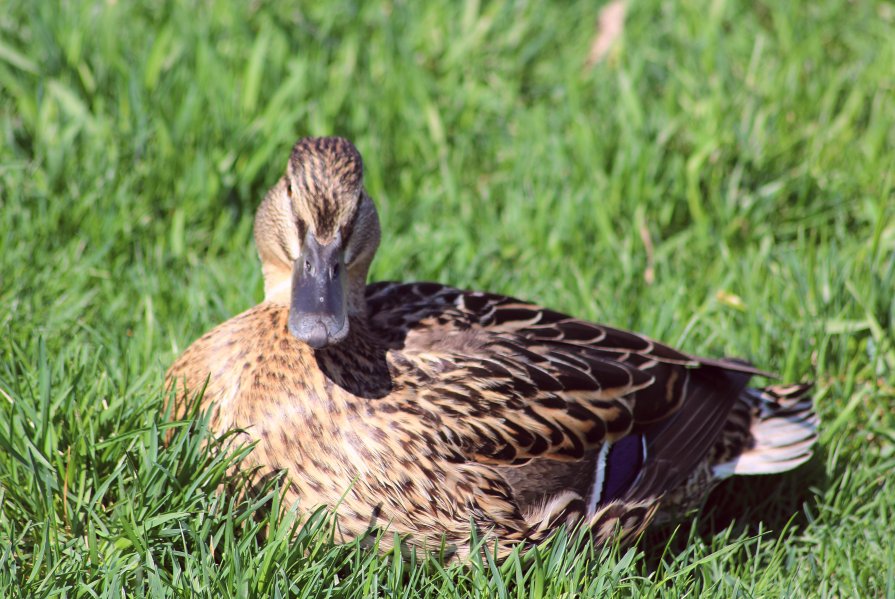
[1,0,894,595]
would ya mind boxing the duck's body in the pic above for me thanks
[167,137,817,558]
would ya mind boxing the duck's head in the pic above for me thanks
[254,136,381,349]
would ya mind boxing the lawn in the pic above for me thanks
[1,0,894,596]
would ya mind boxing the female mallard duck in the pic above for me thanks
[167,136,817,558]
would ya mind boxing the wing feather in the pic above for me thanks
[366,282,756,475]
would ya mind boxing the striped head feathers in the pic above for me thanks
[254,137,381,349]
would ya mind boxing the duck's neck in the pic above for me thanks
[346,272,370,317]
[343,312,374,342]
[313,314,393,400]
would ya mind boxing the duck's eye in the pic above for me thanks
[286,181,293,198]
[304,259,312,273]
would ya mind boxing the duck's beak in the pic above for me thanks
[288,230,348,349]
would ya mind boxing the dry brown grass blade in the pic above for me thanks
[586,0,627,68]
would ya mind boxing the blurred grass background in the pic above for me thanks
[1,0,893,596]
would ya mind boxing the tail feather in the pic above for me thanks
[712,384,817,478]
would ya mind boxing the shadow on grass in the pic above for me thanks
[639,446,829,564]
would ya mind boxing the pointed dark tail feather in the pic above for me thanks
[712,383,818,478]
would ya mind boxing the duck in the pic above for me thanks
[166,136,818,559]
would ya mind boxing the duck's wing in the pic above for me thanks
[365,282,757,500]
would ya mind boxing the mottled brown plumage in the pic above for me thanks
[167,136,818,559]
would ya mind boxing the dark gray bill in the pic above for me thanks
[288,230,348,349]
